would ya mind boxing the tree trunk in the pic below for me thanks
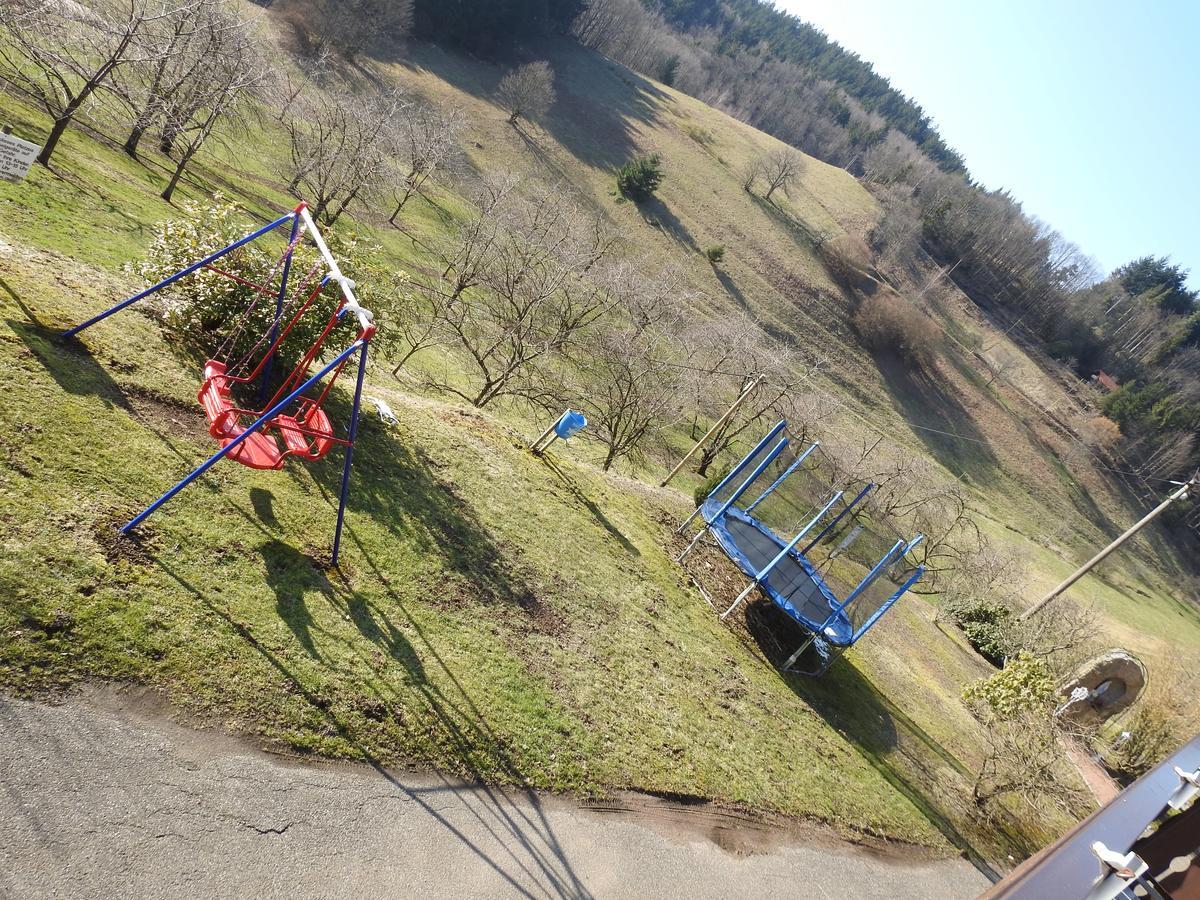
[161,143,199,202]
[123,123,148,157]
[696,449,716,477]
[36,116,73,166]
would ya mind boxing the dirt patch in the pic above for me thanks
[578,789,954,863]
[124,384,210,444]
[517,592,568,637]
[93,513,160,566]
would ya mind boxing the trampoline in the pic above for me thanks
[678,420,925,675]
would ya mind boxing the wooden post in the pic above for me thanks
[660,373,764,488]
[1019,475,1194,621]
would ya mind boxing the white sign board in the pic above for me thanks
[0,132,40,183]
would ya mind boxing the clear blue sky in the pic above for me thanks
[781,0,1199,286]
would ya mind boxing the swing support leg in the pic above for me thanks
[62,212,296,339]
[121,339,366,535]
[259,213,303,405]
[331,342,368,568]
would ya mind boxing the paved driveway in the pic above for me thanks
[0,691,993,899]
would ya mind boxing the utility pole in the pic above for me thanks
[1019,474,1196,621]
[660,373,764,488]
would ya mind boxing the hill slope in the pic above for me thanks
[0,27,1196,868]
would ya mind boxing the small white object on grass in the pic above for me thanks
[370,397,398,426]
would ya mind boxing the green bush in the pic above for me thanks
[963,652,1055,720]
[704,245,725,264]
[943,596,1020,666]
[135,197,406,377]
[616,153,665,202]
[693,469,725,507]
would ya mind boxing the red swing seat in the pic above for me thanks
[199,360,336,471]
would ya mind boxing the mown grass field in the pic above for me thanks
[1,23,1197,869]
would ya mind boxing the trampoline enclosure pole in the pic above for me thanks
[801,482,874,555]
[821,538,905,630]
[852,566,925,642]
[745,441,819,514]
[711,438,789,523]
[678,439,786,563]
[676,419,786,533]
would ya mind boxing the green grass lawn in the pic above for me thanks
[0,27,1195,870]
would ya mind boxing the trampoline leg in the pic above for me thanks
[720,579,759,620]
[782,635,817,672]
[675,506,702,534]
[676,527,707,563]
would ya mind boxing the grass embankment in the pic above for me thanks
[0,28,1196,866]
[2,237,957,846]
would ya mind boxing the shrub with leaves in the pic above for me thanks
[704,245,725,264]
[616,153,664,202]
[963,652,1055,721]
[943,596,1020,665]
[965,653,1086,814]
[135,197,406,377]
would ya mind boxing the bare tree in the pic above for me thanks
[681,314,820,477]
[972,710,1088,814]
[983,350,1019,387]
[418,186,621,407]
[387,103,465,225]
[113,0,232,158]
[567,312,686,471]
[497,61,556,125]
[391,176,515,375]
[745,145,805,202]
[157,7,263,202]
[282,0,412,59]
[268,47,333,124]
[284,87,406,224]
[0,0,175,166]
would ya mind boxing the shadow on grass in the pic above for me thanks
[301,407,535,609]
[151,549,593,900]
[637,196,698,253]
[262,539,329,660]
[748,192,823,249]
[740,599,1007,880]
[872,352,1001,486]
[713,268,750,310]
[2,276,132,412]
[538,455,639,556]
[249,488,279,528]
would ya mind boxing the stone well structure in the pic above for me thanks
[1056,648,1147,726]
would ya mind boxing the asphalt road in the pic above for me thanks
[0,689,993,899]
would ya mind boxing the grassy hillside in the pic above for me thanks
[1,23,1196,869]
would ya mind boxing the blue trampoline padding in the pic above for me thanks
[702,500,853,645]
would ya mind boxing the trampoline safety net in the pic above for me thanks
[687,419,925,660]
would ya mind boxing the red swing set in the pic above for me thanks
[63,202,377,565]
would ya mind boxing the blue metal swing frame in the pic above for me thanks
[62,203,372,567]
